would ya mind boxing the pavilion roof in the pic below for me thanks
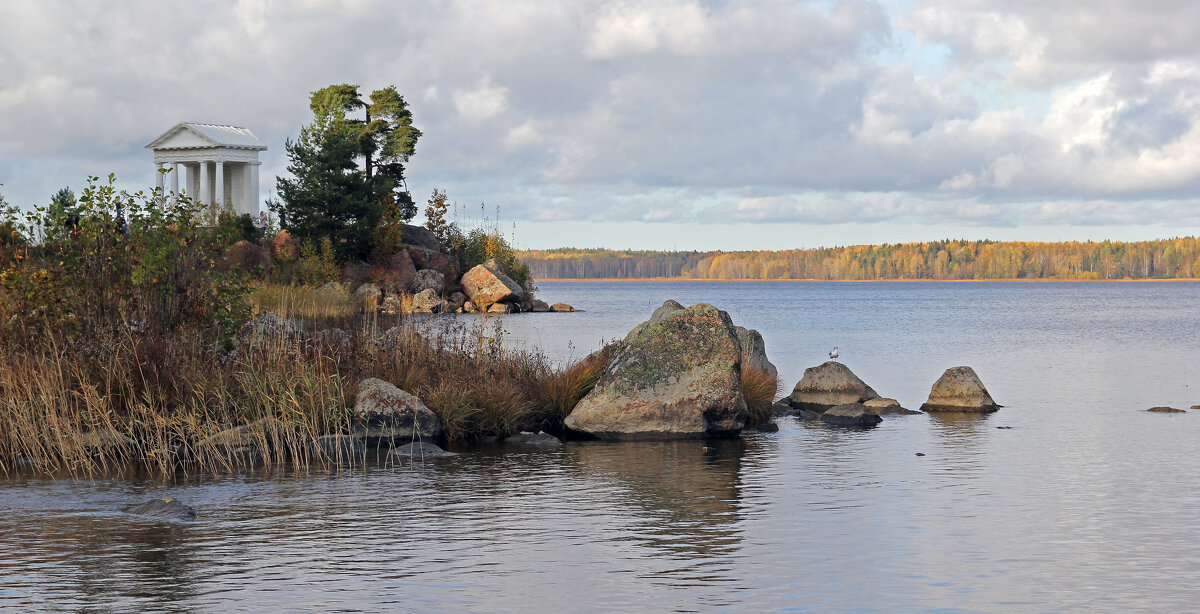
[146,122,267,150]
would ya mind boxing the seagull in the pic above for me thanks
[829,346,839,360]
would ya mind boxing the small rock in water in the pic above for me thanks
[391,442,456,460]
[122,497,197,521]
[1191,405,1200,410]
[1146,407,1187,413]
[996,426,1014,429]
[503,431,563,446]
[915,452,926,456]
[820,402,882,427]
[751,422,779,433]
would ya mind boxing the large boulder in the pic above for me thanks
[411,269,445,295]
[407,246,455,278]
[410,288,445,314]
[820,403,883,427]
[920,366,999,413]
[565,303,747,439]
[787,361,879,412]
[400,224,442,251]
[735,326,777,378]
[369,251,418,294]
[462,261,526,307]
[625,299,684,341]
[354,378,442,441]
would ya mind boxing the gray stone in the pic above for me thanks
[624,299,684,341]
[448,292,467,312]
[391,441,456,460]
[504,431,563,446]
[787,361,880,412]
[820,402,883,427]
[920,366,1000,413]
[400,224,442,251]
[410,288,444,314]
[122,497,197,521]
[354,378,442,440]
[864,397,922,415]
[531,299,550,312]
[771,399,796,416]
[735,326,777,379]
[750,422,779,433]
[380,295,404,315]
[565,303,747,440]
[410,269,445,295]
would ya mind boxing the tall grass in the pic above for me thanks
[250,282,360,320]
[741,366,779,428]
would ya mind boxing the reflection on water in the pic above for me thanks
[3,282,1200,612]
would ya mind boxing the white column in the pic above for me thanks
[170,163,180,205]
[199,162,209,206]
[242,164,253,216]
[250,162,260,216]
[215,160,225,209]
[155,162,165,194]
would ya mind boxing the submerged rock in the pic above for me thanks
[787,361,879,412]
[565,303,747,440]
[122,497,197,521]
[531,299,550,312]
[354,378,442,441]
[750,422,779,433]
[820,402,883,427]
[1147,406,1187,413]
[503,431,563,446]
[391,442,456,459]
[864,397,922,415]
[770,399,796,416]
[920,366,1000,413]
[549,302,577,312]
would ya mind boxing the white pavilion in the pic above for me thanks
[145,122,267,216]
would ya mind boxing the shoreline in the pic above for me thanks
[536,277,1200,283]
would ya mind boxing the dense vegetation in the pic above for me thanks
[521,238,1200,280]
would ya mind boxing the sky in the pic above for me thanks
[2,0,1199,251]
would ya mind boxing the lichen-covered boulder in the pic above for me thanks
[625,299,684,341]
[920,366,999,413]
[354,378,442,440]
[462,261,525,307]
[410,269,445,295]
[565,303,747,439]
[410,288,444,314]
[447,292,467,312]
[735,326,777,378]
[787,361,879,412]
[407,246,455,277]
[820,403,883,427]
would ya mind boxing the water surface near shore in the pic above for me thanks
[2,281,1198,612]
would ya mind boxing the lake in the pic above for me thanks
[2,281,1198,612]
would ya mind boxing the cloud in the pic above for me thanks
[0,0,1198,244]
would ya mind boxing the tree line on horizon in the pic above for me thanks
[518,237,1200,281]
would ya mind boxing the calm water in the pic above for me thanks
[2,281,1199,613]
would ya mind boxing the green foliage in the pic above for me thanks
[275,83,422,262]
[212,210,263,248]
[460,228,530,287]
[0,174,251,339]
[423,189,454,250]
[294,238,340,286]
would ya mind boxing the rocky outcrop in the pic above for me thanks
[820,403,882,427]
[369,251,418,294]
[531,299,550,312]
[122,497,197,521]
[565,303,747,439]
[504,431,562,446]
[1147,406,1186,413]
[400,224,442,252]
[787,361,879,412]
[624,300,683,341]
[920,366,999,413]
[354,378,442,441]
[461,260,525,307]
[411,269,445,295]
[407,246,455,278]
[550,303,576,312]
[864,397,922,415]
[735,326,777,378]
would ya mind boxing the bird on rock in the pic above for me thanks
[829,347,839,360]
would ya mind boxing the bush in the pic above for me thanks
[741,366,779,428]
[294,237,340,286]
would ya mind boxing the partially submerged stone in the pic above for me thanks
[820,402,882,427]
[504,431,563,446]
[391,441,456,460]
[1147,406,1186,413]
[864,397,922,415]
[461,259,525,307]
[531,299,550,312]
[787,361,879,412]
[549,302,576,312]
[920,366,999,413]
[354,378,442,440]
[122,497,197,521]
[565,303,747,439]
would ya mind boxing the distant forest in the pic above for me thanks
[519,238,1200,281]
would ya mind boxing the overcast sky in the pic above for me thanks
[2,0,1199,250]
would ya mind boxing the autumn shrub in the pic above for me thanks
[741,365,779,428]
